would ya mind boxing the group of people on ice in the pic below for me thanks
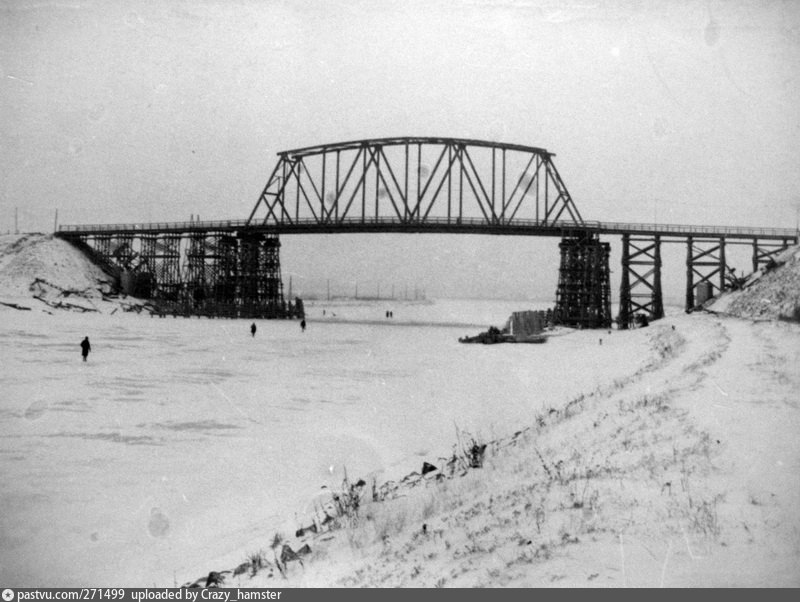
[80,318,307,361]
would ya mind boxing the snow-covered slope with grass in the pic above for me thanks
[708,244,800,321]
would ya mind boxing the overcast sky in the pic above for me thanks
[2,0,799,300]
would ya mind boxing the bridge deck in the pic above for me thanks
[57,217,798,242]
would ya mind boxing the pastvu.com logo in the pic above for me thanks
[2,589,15,601]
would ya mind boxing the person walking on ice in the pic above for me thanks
[250,322,257,337]
[80,336,91,362]
[300,319,306,332]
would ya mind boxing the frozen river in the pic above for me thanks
[1,298,653,586]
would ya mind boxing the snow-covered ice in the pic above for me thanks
[0,297,651,586]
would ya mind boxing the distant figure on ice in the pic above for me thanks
[250,322,257,337]
[80,336,91,362]
[300,319,306,332]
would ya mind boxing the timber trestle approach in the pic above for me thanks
[67,230,297,319]
[56,137,798,325]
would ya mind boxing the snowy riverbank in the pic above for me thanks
[1,234,798,587]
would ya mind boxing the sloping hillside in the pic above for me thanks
[0,233,148,313]
[708,244,800,320]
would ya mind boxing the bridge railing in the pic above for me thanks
[58,216,589,234]
[58,219,252,233]
[590,220,798,238]
[57,216,799,240]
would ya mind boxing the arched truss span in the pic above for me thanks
[247,137,583,230]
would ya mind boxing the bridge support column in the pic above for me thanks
[618,234,663,328]
[238,232,286,318]
[183,233,210,311]
[752,238,791,272]
[553,232,611,329]
[140,234,182,304]
[685,236,728,311]
[618,234,631,329]
[686,236,694,312]
[215,234,239,315]
[261,234,287,316]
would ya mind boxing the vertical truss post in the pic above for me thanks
[686,236,694,312]
[652,236,664,320]
[618,234,631,330]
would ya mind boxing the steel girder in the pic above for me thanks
[247,137,583,229]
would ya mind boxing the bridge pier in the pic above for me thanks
[77,230,293,318]
[139,234,182,303]
[752,238,791,272]
[685,236,728,311]
[617,234,663,329]
[237,232,286,318]
[553,232,612,328]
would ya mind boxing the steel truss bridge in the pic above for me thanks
[57,137,798,326]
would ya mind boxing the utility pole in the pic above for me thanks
[288,276,292,300]
[53,209,58,233]
[15,207,19,234]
